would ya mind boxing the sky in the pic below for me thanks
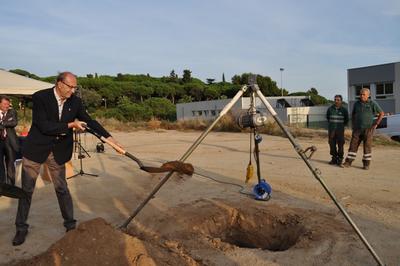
[1,0,399,99]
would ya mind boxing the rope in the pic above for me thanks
[194,171,253,197]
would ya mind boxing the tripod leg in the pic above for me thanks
[119,85,248,230]
[255,88,385,266]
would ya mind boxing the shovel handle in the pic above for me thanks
[84,125,126,154]
[99,135,126,155]
[84,125,146,168]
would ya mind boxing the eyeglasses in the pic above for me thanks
[61,80,77,90]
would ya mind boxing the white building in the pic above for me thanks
[347,62,400,114]
[176,96,329,126]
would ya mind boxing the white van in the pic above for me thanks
[376,114,400,142]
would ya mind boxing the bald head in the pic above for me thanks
[56,72,76,83]
[55,71,77,100]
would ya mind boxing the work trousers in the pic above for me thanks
[15,153,76,232]
[328,128,345,162]
[345,128,373,166]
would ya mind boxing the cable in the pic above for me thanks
[194,171,253,197]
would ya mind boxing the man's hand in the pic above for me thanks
[68,120,87,131]
[106,136,124,154]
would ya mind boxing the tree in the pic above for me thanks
[81,88,102,111]
[9,69,40,80]
[144,97,176,120]
[307,87,328,105]
[184,82,205,101]
[204,86,220,100]
[134,85,154,102]
[231,73,281,96]
[177,95,193,103]
[206,78,215,85]
[117,96,152,121]
[222,73,226,83]
[168,70,178,82]
[308,87,319,95]
[182,69,192,83]
[289,88,329,105]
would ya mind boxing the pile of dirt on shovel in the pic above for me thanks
[12,218,192,266]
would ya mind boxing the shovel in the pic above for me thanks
[0,183,28,199]
[84,126,194,176]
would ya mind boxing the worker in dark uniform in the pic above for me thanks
[326,94,349,166]
[342,88,384,170]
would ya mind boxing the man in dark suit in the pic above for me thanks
[13,72,123,246]
[0,95,19,185]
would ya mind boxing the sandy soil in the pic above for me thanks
[0,130,399,265]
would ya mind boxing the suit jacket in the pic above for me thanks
[23,88,111,165]
[0,108,19,152]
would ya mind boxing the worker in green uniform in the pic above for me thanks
[326,94,349,165]
[342,88,384,170]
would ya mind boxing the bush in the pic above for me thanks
[144,97,176,121]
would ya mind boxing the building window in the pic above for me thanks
[211,110,216,116]
[376,82,393,99]
[355,84,370,99]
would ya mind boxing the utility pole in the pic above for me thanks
[280,68,284,96]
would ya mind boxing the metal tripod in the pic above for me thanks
[68,131,98,179]
[119,78,385,266]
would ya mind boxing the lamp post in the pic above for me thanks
[280,68,284,96]
[102,98,107,109]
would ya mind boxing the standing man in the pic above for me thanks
[0,95,19,185]
[13,72,123,246]
[326,94,349,166]
[342,88,384,170]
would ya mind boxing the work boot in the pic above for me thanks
[341,159,352,168]
[363,160,370,170]
[12,230,28,246]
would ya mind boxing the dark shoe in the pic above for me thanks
[66,226,76,233]
[12,230,28,246]
[336,160,343,166]
[363,165,369,170]
[329,156,337,165]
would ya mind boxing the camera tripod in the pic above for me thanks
[68,131,98,179]
[119,75,384,265]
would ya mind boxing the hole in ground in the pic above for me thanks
[200,208,305,252]
[222,220,304,251]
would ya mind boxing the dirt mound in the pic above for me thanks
[13,218,188,266]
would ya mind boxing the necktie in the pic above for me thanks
[1,112,6,140]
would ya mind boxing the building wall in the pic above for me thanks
[395,63,400,113]
[286,106,329,124]
[176,97,329,127]
[176,99,233,120]
[348,62,399,114]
